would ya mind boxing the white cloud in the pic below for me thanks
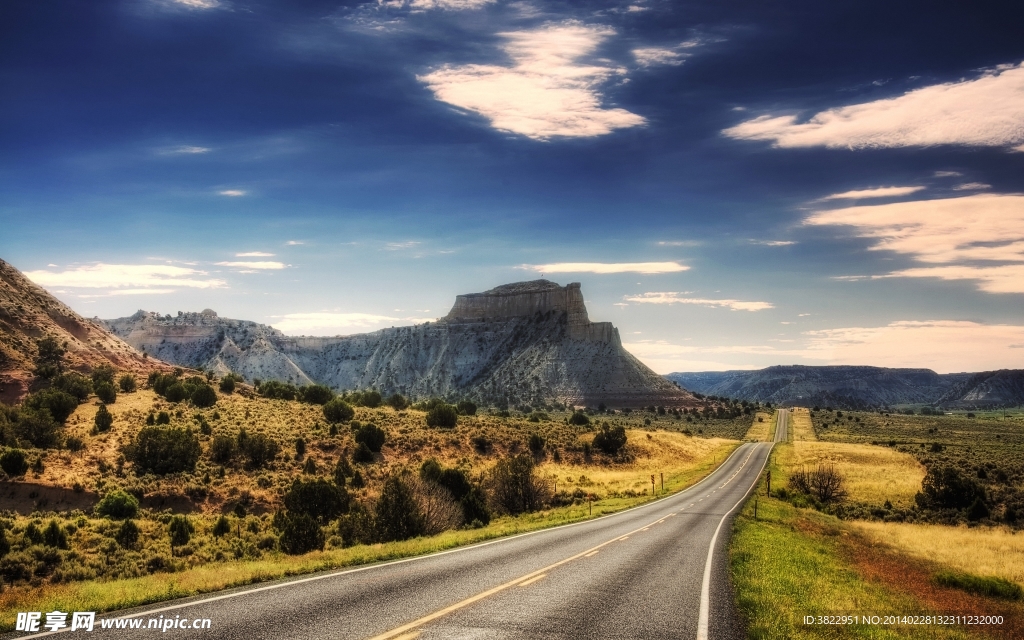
[271,312,404,335]
[286,240,305,245]
[418,24,645,140]
[162,145,211,155]
[407,0,494,9]
[218,189,247,197]
[522,261,688,274]
[821,186,926,200]
[953,182,991,191]
[625,5,648,12]
[25,264,225,290]
[215,261,286,270]
[934,171,962,177]
[806,193,1024,293]
[385,241,421,250]
[750,240,796,246]
[633,47,686,67]
[235,251,275,257]
[171,0,219,8]
[625,292,773,311]
[80,288,178,297]
[724,61,1024,150]
[656,240,700,247]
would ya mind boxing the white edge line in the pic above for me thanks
[696,443,773,640]
[13,443,757,639]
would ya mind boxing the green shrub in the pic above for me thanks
[95,490,139,519]
[24,388,79,424]
[349,390,382,408]
[284,478,349,523]
[116,519,140,548]
[156,411,171,425]
[212,515,231,538]
[118,374,137,393]
[528,433,545,454]
[34,337,66,378]
[258,380,298,401]
[967,497,991,521]
[460,486,491,525]
[592,425,627,455]
[279,513,324,554]
[355,423,386,453]
[295,437,306,457]
[164,383,188,403]
[935,570,1022,600]
[12,407,63,448]
[300,384,334,405]
[125,427,201,474]
[915,465,986,510]
[52,372,92,402]
[323,398,355,424]
[456,400,477,416]
[426,404,458,429]
[91,364,116,387]
[333,456,353,486]
[488,454,547,515]
[238,431,279,469]
[190,383,217,408]
[219,376,236,393]
[385,393,409,411]
[0,449,29,477]
[353,442,375,463]
[568,411,590,426]
[94,382,116,404]
[168,515,194,547]
[43,520,69,549]
[302,457,317,474]
[375,476,425,542]
[94,404,113,432]
[210,435,236,464]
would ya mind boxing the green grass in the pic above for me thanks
[935,571,1023,601]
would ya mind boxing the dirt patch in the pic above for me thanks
[0,480,98,515]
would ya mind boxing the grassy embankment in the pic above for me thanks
[730,409,1024,639]
[744,411,774,442]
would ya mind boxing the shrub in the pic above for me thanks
[12,407,62,448]
[295,437,306,457]
[420,459,443,483]
[471,434,491,454]
[95,490,139,519]
[94,382,116,404]
[212,516,231,538]
[916,466,986,510]
[219,376,236,394]
[385,393,409,410]
[168,515,194,547]
[300,384,334,405]
[24,389,79,424]
[349,390,382,408]
[190,383,217,408]
[164,383,188,403]
[258,380,298,401]
[456,400,477,416]
[528,433,545,454]
[118,374,137,393]
[125,426,201,474]
[410,476,463,535]
[323,399,355,424]
[91,364,116,386]
[210,435,236,464]
[34,337,66,377]
[375,476,425,542]
[592,425,627,455]
[43,520,69,549]
[426,404,458,429]
[333,456,353,486]
[488,454,548,515]
[967,497,991,521]
[238,431,279,470]
[935,570,1022,601]
[52,373,92,402]
[279,513,324,554]
[568,411,590,426]
[284,478,349,523]
[0,449,29,477]
[94,404,113,432]
[355,423,386,453]
[116,519,141,548]
[352,442,375,463]
[302,457,317,474]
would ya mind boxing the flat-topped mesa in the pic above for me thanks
[442,280,617,344]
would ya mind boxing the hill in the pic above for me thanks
[0,258,165,403]
[102,280,693,408]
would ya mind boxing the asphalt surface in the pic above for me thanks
[775,409,789,443]
[13,440,775,640]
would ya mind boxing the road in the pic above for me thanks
[774,408,789,442]
[15,441,775,640]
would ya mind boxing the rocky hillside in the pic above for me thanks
[0,258,166,403]
[102,280,693,408]
[666,365,1024,409]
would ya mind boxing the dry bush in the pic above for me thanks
[789,464,848,504]
[408,476,463,535]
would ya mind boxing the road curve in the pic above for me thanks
[14,442,774,640]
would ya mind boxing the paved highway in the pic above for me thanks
[16,440,775,640]
[774,408,789,442]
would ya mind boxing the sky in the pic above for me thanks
[2,0,1023,374]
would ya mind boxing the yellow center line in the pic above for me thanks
[584,550,600,558]
[518,573,548,587]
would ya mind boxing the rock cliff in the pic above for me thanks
[102,280,693,408]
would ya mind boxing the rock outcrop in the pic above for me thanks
[102,280,693,408]
[0,258,167,403]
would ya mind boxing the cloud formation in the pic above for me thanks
[821,186,925,200]
[633,46,686,67]
[218,189,247,197]
[162,145,210,155]
[750,240,795,246]
[806,193,1024,293]
[25,264,225,290]
[522,261,688,274]
[215,261,286,270]
[724,61,1024,150]
[271,312,406,335]
[236,251,274,257]
[625,292,773,311]
[418,24,645,140]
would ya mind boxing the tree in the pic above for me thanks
[168,515,194,547]
[12,407,63,448]
[219,375,236,394]
[279,513,324,554]
[295,437,306,458]
[528,433,545,455]
[916,466,986,510]
[52,372,92,402]
[43,520,69,549]
[352,442,375,463]
[125,427,201,474]
[592,425,627,455]
[409,476,463,535]
[355,423,386,453]
[118,374,137,393]
[0,449,29,477]
[116,519,141,548]
[333,456,353,486]
[488,454,548,515]
[94,382,117,405]
[284,478,349,523]
[95,490,139,519]
[456,400,477,416]
[238,431,279,470]
[300,384,334,405]
[210,435,236,464]
[568,411,590,426]
[34,337,66,378]
[164,383,188,403]
[386,393,409,411]
[91,364,116,387]
[212,515,231,538]
[94,404,113,432]
[190,383,217,408]
[966,497,990,521]
[426,404,458,428]
[375,475,425,542]
[24,389,79,424]
[323,398,355,424]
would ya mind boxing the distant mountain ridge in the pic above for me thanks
[101,280,694,408]
[665,365,1023,409]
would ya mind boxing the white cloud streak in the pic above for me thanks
[953,182,991,191]
[821,186,926,200]
[633,46,687,67]
[235,251,275,257]
[25,264,225,290]
[724,61,1024,150]
[215,261,286,270]
[522,261,689,274]
[806,193,1024,293]
[218,189,247,197]
[418,23,645,140]
[271,312,419,335]
[750,240,796,246]
[625,292,774,311]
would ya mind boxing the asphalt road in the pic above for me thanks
[774,409,789,442]
[14,441,774,640]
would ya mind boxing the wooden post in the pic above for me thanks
[660,472,664,492]
[651,474,656,495]
[755,499,758,519]
[767,470,771,495]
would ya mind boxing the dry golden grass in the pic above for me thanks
[778,439,925,506]
[788,407,816,441]
[744,412,772,441]
[851,521,1024,588]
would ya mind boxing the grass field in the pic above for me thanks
[744,412,772,441]
[781,440,925,507]
[789,407,815,441]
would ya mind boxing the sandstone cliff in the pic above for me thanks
[102,280,693,408]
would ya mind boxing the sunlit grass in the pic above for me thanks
[744,412,772,441]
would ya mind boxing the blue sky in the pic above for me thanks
[2,0,1024,374]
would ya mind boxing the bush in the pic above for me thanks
[190,383,217,408]
[219,376,236,394]
[210,435,236,464]
[410,476,463,534]
[592,425,627,455]
[155,411,171,425]
[935,570,1022,601]
[0,449,29,477]
[212,515,231,538]
[279,513,325,554]
[164,383,188,403]
[168,515,194,547]
[528,433,545,454]
[284,478,349,523]
[323,398,355,424]
[258,380,298,401]
[116,519,141,548]
[352,442,375,463]
[333,456,353,486]
[43,520,69,549]
[295,437,306,457]
[24,389,79,424]
[51,373,92,402]
[788,465,849,504]
[95,490,139,519]
[34,337,66,378]
[456,400,477,416]
[355,423,386,453]
[488,454,548,515]
[125,427,201,474]
[94,382,116,404]
[349,390,382,408]
[386,393,409,410]
[118,374,137,393]
[916,466,986,510]
[300,384,335,405]
[12,407,62,448]
[568,411,590,426]
[94,404,113,432]
[91,364,115,386]
[238,431,279,469]
[375,476,425,542]
[967,497,991,521]
[426,404,458,429]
